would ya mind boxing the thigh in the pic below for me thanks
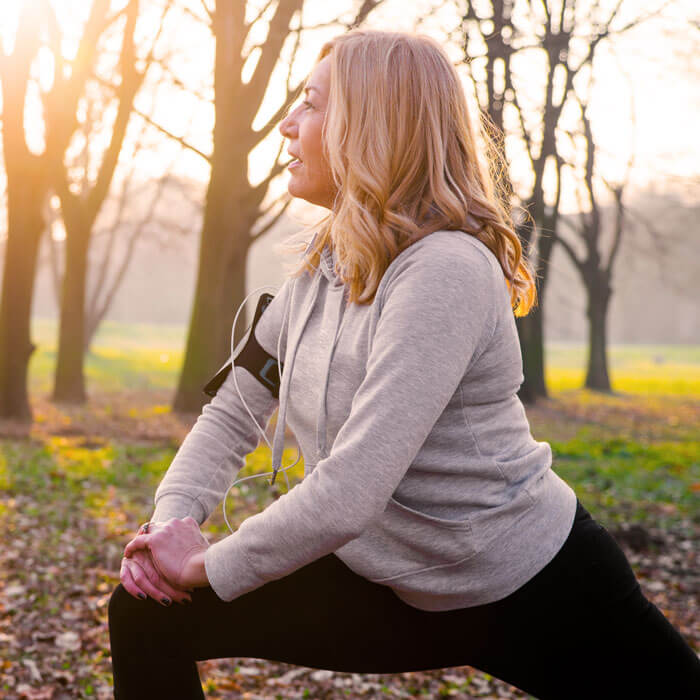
[109,551,453,673]
[454,506,700,699]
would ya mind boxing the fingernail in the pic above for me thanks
[138,593,146,600]
[161,597,171,606]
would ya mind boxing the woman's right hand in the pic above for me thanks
[120,547,193,606]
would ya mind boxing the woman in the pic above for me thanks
[108,30,700,699]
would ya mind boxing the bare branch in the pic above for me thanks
[251,137,288,209]
[348,0,384,30]
[251,194,293,240]
[41,0,66,93]
[199,0,213,23]
[87,124,193,346]
[46,0,111,151]
[553,226,584,269]
[507,74,535,170]
[244,0,276,33]
[135,106,211,163]
[91,71,212,163]
[604,185,625,275]
[149,57,213,104]
[605,0,674,38]
[86,0,145,227]
[241,0,303,116]
[86,114,153,325]
[180,4,212,30]
[250,78,305,150]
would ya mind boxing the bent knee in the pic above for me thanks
[108,582,163,629]
[108,583,140,623]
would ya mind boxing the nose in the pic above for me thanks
[279,106,298,139]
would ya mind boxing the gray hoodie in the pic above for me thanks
[151,229,577,611]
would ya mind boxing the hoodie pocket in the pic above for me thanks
[362,496,476,583]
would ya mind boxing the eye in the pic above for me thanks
[302,100,314,110]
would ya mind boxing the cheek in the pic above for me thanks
[304,120,326,163]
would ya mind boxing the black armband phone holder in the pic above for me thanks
[202,292,284,399]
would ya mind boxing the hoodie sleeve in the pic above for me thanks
[150,279,292,525]
[203,239,502,602]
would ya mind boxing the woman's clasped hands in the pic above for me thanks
[120,516,211,606]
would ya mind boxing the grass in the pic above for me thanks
[549,434,698,528]
[18,320,700,531]
[545,342,700,395]
[29,318,185,394]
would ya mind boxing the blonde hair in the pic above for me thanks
[276,29,536,316]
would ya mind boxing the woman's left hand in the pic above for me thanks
[123,516,210,590]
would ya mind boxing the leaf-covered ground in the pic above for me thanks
[0,382,698,699]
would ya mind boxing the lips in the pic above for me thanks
[288,152,303,171]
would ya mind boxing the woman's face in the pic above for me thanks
[279,56,336,210]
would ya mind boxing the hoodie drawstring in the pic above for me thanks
[269,270,322,485]
[270,236,346,485]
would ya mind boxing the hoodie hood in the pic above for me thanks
[269,233,347,485]
[318,238,345,289]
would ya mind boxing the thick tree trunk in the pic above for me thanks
[173,177,253,413]
[514,213,553,404]
[516,306,547,404]
[0,180,46,420]
[52,223,90,402]
[173,0,279,414]
[0,5,46,420]
[585,277,612,392]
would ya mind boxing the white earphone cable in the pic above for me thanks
[221,285,302,534]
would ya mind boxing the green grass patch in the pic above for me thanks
[0,436,304,537]
[29,318,185,394]
[551,433,699,526]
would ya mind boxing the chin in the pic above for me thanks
[288,183,321,208]
[287,177,309,200]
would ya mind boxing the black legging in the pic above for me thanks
[108,500,700,699]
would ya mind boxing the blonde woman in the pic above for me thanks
[108,31,700,699]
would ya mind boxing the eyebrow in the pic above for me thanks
[304,86,319,95]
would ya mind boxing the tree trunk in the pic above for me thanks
[516,305,547,404]
[173,0,270,414]
[0,4,46,421]
[514,212,553,404]
[52,222,90,402]
[585,276,612,392]
[172,175,253,413]
[0,180,46,420]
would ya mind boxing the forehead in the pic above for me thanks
[304,56,331,96]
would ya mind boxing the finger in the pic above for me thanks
[129,558,186,606]
[120,560,147,601]
[124,534,151,558]
[137,554,192,604]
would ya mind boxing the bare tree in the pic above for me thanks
[45,106,199,354]
[557,87,632,392]
[448,0,671,402]
[49,0,172,402]
[172,0,384,413]
[0,0,172,416]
